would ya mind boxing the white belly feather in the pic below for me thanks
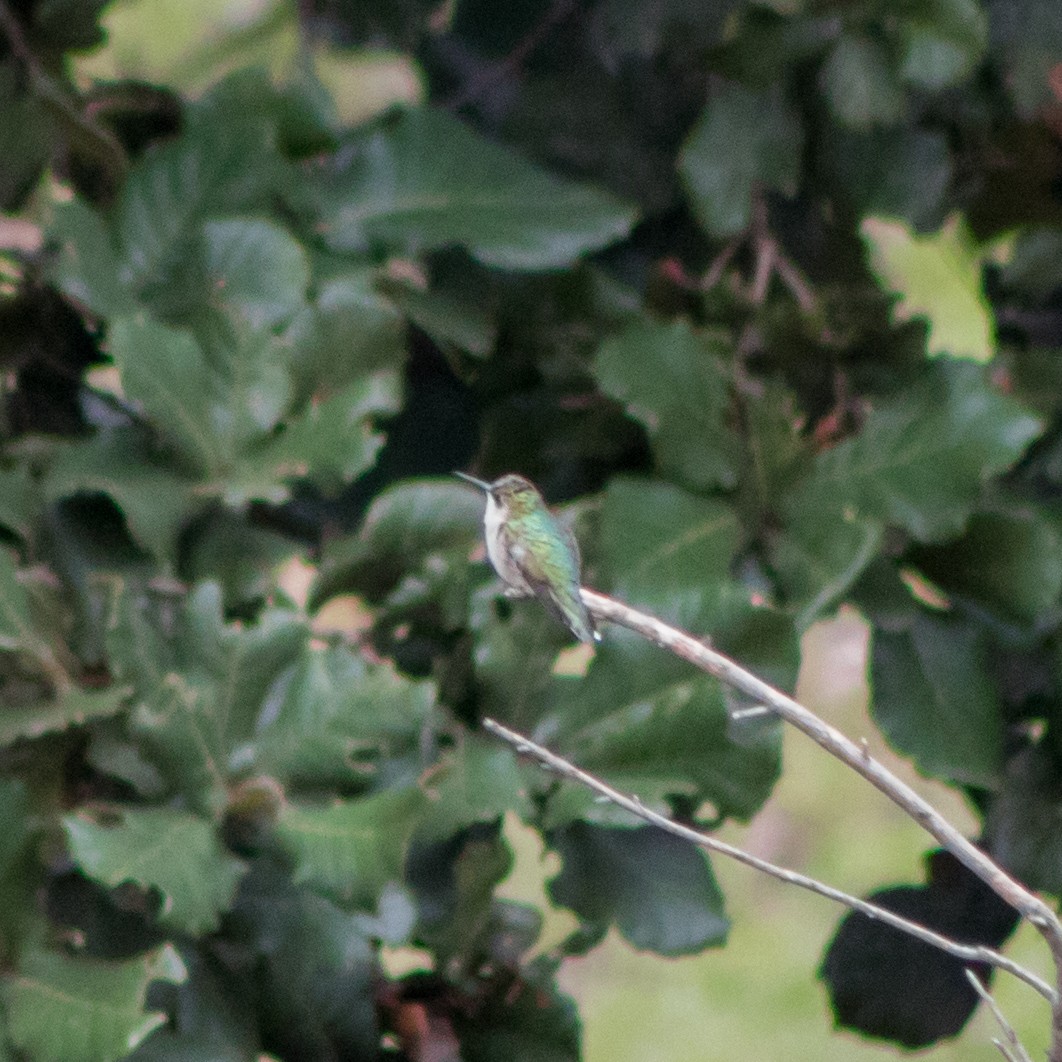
[483,494,530,593]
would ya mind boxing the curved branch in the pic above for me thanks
[483,717,1056,1005]
[579,589,1062,954]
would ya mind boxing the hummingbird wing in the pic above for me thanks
[502,514,598,644]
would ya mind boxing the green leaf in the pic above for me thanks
[0,65,53,211]
[548,824,729,955]
[115,106,283,297]
[861,215,994,361]
[199,219,309,331]
[822,127,951,230]
[254,643,433,787]
[0,685,131,748]
[0,548,37,654]
[552,631,782,820]
[125,947,260,1062]
[418,738,533,841]
[385,277,498,358]
[277,785,426,908]
[784,361,1041,543]
[594,319,737,491]
[679,80,803,237]
[820,35,905,129]
[0,467,36,541]
[107,315,222,478]
[49,198,137,319]
[772,509,884,629]
[250,371,401,494]
[313,107,637,270]
[46,431,196,558]
[898,0,987,89]
[0,779,29,880]
[112,583,307,811]
[64,807,247,934]
[286,263,406,399]
[910,509,1062,628]
[986,746,1062,894]
[871,611,1002,787]
[4,943,186,1062]
[315,479,483,603]
[228,862,378,1059]
[469,582,574,733]
[598,477,741,620]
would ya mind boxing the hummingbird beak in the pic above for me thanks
[454,471,491,492]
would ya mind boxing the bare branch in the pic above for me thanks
[483,716,1056,1004]
[578,587,1062,979]
[965,969,1035,1062]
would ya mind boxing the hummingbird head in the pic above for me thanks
[455,472,543,517]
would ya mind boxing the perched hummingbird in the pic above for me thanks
[456,472,599,644]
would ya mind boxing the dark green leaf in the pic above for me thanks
[249,371,401,494]
[822,127,952,230]
[871,611,1002,786]
[820,35,905,129]
[986,746,1062,894]
[898,0,987,89]
[254,643,433,787]
[313,108,637,270]
[125,949,259,1062]
[113,584,307,811]
[277,785,426,908]
[228,862,378,1059]
[315,480,483,603]
[784,361,1041,543]
[772,509,884,629]
[115,106,283,298]
[454,974,580,1062]
[594,319,737,491]
[418,738,533,841]
[598,477,741,621]
[286,263,406,399]
[4,944,185,1062]
[989,0,1062,114]
[679,80,803,236]
[549,824,729,955]
[0,686,131,748]
[64,807,247,934]
[552,631,782,820]
[910,509,1062,628]
[46,431,196,558]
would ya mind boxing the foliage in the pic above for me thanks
[0,0,1061,1057]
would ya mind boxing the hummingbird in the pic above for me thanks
[456,472,599,644]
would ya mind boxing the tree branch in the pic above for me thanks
[577,588,1062,970]
[483,717,1056,1005]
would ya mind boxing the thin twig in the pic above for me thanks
[966,969,1035,1062]
[483,717,1056,1004]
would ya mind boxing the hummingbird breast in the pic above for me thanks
[483,494,531,592]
